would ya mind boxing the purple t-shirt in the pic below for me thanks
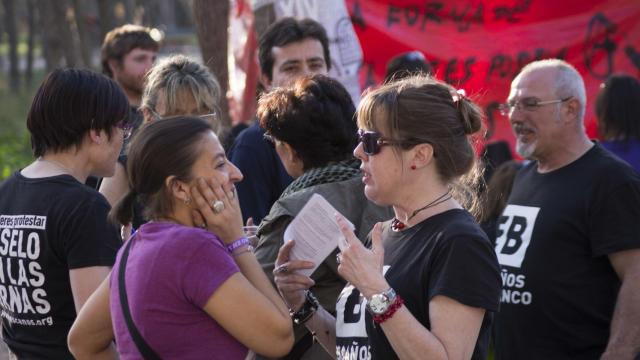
[110,222,248,359]
[601,139,640,173]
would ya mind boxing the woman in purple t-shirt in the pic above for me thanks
[595,74,640,172]
[68,117,294,359]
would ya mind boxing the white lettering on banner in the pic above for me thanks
[0,215,52,325]
[495,205,540,268]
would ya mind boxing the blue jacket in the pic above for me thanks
[228,122,293,224]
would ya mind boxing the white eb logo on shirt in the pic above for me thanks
[495,205,540,268]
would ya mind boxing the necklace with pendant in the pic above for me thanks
[391,190,452,231]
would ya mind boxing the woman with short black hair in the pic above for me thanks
[0,68,129,358]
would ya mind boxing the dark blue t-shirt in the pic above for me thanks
[601,139,640,173]
[228,122,293,224]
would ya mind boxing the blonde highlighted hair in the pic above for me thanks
[141,55,222,132]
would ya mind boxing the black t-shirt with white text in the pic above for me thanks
[0,172,121,358]
[335,209,501,360]
[493,144,640,359]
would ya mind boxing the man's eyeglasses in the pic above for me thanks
[499,96,573,116]
[357,129,406,156]
[115,120,134,140]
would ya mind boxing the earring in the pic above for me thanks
[184,197,192,206]
[410,165,417,170]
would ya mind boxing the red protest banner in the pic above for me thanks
[345,0,640,152]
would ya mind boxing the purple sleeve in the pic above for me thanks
[182,236,240,308]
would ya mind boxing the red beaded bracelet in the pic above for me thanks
[372,295,404,324]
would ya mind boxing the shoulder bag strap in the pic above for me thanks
[118,238,162,360]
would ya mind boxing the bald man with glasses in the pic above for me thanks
[493,59,640,360]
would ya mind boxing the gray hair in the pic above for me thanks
[518,59,587,121]
[141,55,222,130]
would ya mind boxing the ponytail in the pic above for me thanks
[453,90,483,136]
[109,189,137,226]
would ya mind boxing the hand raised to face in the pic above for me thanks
[190,177,243,244]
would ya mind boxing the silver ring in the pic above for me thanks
[336,253,342,265]
[273,264,288,275]
[229,188,236,199]
[211,200,225,213]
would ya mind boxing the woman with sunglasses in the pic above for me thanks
[68,116,294,359]
[274,75,501,359]
[254,75,392,359]
[0,68,129,358]
[100,55,223,231]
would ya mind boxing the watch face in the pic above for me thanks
[368,294,390,315]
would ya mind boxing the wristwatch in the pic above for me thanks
[366,288,397,315]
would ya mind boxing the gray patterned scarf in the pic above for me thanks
[280,158,361,198]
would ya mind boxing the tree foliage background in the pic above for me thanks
[0,0,228,180]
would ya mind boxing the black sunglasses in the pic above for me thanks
[357,129,406,156]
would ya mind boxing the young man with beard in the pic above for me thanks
[101,24,158,111]
[228,17,331,225]
[494,59,640,359]
[93,25,159,189]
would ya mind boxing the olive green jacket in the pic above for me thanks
[254,176,393,359]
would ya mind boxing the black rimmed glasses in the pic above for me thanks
[499,96,573,116]
[357,129,406,156]
[115,120,134,140]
